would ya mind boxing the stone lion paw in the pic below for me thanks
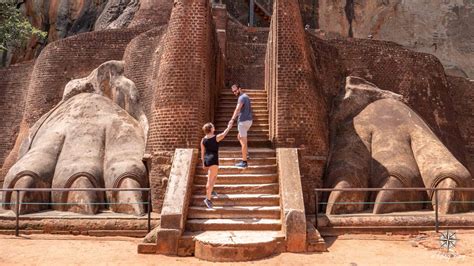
[2,61,149,216]
[325,77,472,215]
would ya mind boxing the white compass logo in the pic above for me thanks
[439,230,457,252]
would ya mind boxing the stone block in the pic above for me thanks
[155,228,180,255]
[137,243,157,254]
[277,148,307,252]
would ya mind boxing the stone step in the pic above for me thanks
[192,183,279,194]
[191,194,280,206]
[220,91,267,96]
[194,173,278,185]
[186,218,281,231]
[219,139,272,148]
[218,99,267,105]
[217,104,268,109]
[218,148,276,158]
[193,231,284,262]
[214,157,277,166]
[214,122,269,128]
[199,157,276,166]
[224,133,269,139]
[215,128,270,134]
[219,91,267,96]
[225,127,269,132]
[188,206,280,219]
[214,116,268,122]
[195,165,277,175]
[216,109,268,114]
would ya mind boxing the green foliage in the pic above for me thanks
[0,1,47,51]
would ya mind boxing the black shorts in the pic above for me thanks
[204,152,219,167]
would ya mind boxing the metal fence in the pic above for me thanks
[0,188,152,237]
[314,187,474,232]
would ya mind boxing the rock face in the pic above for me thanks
[4,0,139,66]
[2,60,148,216]
[318,0,474,78]
[326,76,472,215]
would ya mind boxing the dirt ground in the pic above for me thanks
[0,231,472,265]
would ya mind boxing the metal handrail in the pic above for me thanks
[314,187,474,232]
[0,187,152,237]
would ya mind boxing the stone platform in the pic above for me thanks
[0,209,160,237]
[193,231,285,262]
[314,210,474,236]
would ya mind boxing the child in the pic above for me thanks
[201,121,232,208]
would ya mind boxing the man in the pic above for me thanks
[229,84,253,168]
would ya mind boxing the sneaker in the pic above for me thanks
[203,198,213,209]
[211,191,218,198]
[235,161,248,168]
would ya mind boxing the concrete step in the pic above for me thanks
[186,218,281,231]
[192,183,279,195]
[191,194,280,206]
[196,165,277,175]
[200,157,276,166]
[194,173,278,185]
[190,231,284,262]
[188,206,280,219]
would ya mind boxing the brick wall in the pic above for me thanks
[0,61,34,166]
[327,38,467,165]
[1,28,145,182]
[145,0,224,211]
[226,20,268,89]
[447,76,474,175]
[123,27,167,124]
[265,0,329,213]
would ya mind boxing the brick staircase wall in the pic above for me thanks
[145,0,225,212]
[265,0,329,213]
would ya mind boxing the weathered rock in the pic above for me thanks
[325,76,472,215]
[2,60,149,216]
[318,0,474,78]
[4,0,139,66]
[94,0,140,30]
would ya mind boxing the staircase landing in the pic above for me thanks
[193,231,285,262]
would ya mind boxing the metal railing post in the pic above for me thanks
[147,189,151,233]
[315,190,319,229]
[15,190,20,237]
[435,189,439,233]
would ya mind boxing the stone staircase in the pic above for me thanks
[215,89,271,147]
[182,89,285,261]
